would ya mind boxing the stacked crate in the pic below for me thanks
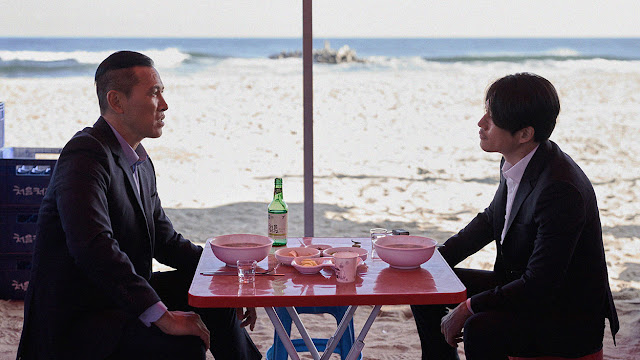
[1,147,60,299]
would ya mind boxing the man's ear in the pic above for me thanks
[106,90,125,114]
[518,126,535,143]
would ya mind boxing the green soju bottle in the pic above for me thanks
[268,178,288,246]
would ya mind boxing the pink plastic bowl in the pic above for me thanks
[208,234,273,267]
[322,246,368,261]
[374,235,437,269]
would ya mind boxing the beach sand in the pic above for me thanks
[1,61,638,358]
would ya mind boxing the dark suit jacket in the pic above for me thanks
[440,140,619,355]
[17,117,202,359]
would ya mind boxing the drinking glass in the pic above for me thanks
[236,260,257,284]
[238,281,256,296]
[370,228,392,259]
[370,228,390,254]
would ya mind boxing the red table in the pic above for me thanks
[189,237,466,360]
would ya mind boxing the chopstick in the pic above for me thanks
[199,271,284,276]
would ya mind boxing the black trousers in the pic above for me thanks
[410,268,604,360]
[410,268,498,360]
[109,270,262,360]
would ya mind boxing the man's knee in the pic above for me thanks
[113,321,206,360]
[463,312,510,359]
[411,304,460,360]
[463,312,491,343]
[178,336,207,360]
[150,333,206,360]
[153,334,206,360]
[198,308,261,360]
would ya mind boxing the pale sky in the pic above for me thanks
[1,0,639,38]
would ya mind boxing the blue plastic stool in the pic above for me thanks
[266,306,362,360]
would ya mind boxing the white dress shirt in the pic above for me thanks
[500,145,539,244]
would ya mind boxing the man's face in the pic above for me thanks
[477,111,521,157]
[120,66,167,144]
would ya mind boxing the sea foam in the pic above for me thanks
[0,47,190,69]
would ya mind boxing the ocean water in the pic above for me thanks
[0,37,638,220]
[1,37,639,78]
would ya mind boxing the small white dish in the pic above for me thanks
[322,247,368,261]
[291,257,335,274]
[274,247,321,265]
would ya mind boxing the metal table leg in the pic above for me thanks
[266,304,375,360]
[320,305,357,360]
[264,307,301,360]
[286,307,321,360]
[345,305,382,360]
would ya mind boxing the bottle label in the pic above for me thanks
[268,213,288,239]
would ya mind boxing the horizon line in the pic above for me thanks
[2,35,640,40]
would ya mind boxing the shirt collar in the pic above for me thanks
[502,144,539,183]
[105,121,149,169]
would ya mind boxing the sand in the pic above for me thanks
[1,59,639,359]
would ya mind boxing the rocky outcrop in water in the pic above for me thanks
[269,41,364,64]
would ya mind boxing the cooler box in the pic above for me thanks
[0,147,61,206]
[0,254,32,300]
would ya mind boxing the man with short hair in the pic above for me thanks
[411,73,619,360]
[18,51,261,360]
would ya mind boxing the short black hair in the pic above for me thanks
[95,51,155,114]
[485,73,560,142]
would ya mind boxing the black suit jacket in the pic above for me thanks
[440,140,618,354]
[17,117,202,359]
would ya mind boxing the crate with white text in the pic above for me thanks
[0,254,32,300]
[1,147,60,206]
[0,206,40,254]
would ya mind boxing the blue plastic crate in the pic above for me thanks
[1,147,60,206]
[0,158,55,205]
[0,254,32,300]
[0,206,40,254]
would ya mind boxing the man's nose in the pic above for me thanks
[478,113,489,128]
[159,94,168,111]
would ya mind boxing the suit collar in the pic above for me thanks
[502,144,539,184]
[93,117,125,159]
[495,166,508,240]
[520,140,552,184]
[93,116,147,214]
[502,140,552,238]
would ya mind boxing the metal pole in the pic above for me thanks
[286,307,321,360]
[265,307,301,360]
[345,305,383,360]
[303,0,314,237]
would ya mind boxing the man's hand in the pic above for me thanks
[440,301,472,347]
[154,310,210,350]
[236,307,257,331]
